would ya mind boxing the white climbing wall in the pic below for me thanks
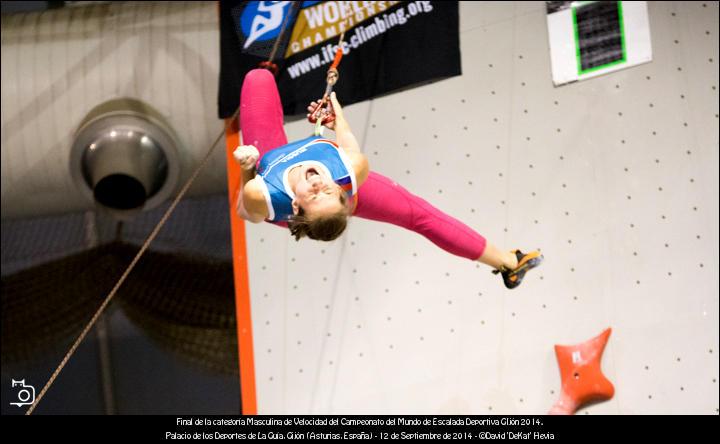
[245,1,719,415]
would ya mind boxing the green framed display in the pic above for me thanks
[572,1,627,76]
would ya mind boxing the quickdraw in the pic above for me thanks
[308,33,345,134]
[257,60,279,76]
[257,2,297,76]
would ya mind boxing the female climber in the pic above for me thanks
[232,69,542,289]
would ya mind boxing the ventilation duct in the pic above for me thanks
[69,98,180,220]
[1,2,222,221]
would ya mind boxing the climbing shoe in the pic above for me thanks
[492,249,544,289]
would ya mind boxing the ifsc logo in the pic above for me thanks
[240,1,293,49]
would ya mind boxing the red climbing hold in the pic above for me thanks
[549,327,615,415]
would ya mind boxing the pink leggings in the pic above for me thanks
[240,69,487,261]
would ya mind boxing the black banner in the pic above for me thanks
[218,1,461,119]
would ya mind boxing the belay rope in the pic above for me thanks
[24,109,236,415]
[27,8,341,414]
[25,3,305,413]
[308,33,346,136]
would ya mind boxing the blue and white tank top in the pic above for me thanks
[254,135,357,222]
